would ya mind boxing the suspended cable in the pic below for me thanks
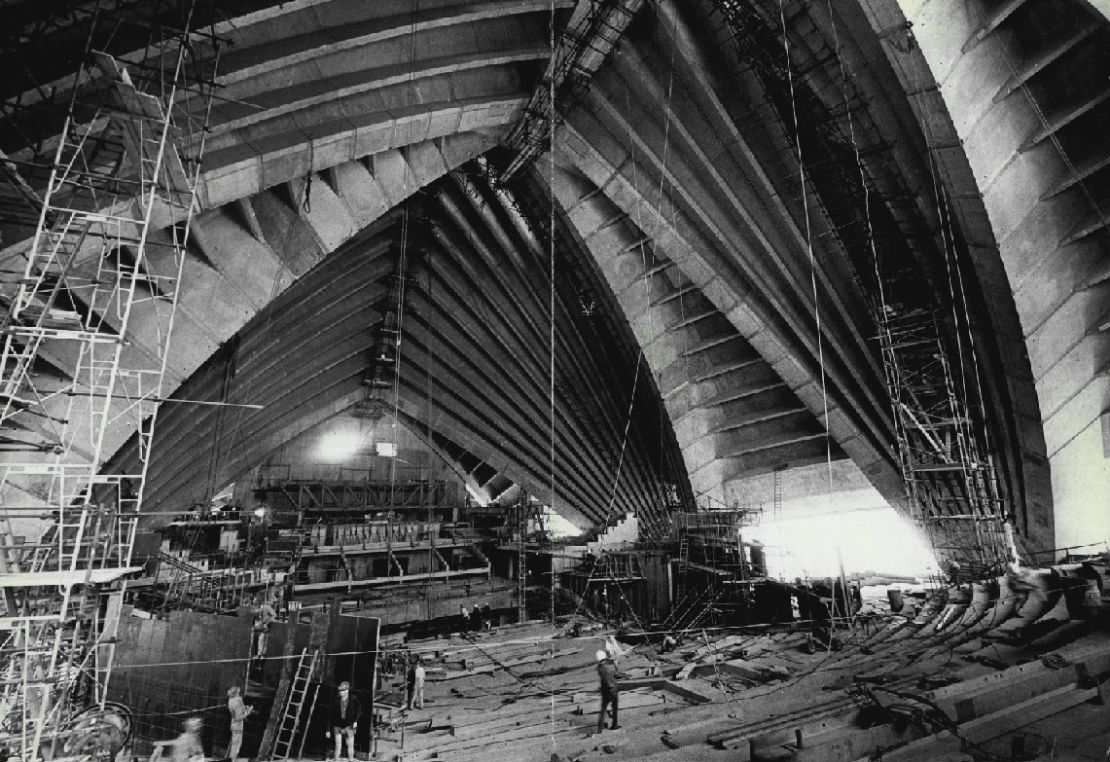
[557,0,683,629]
[777,0,834,494]
[547,0,558,753]
[383,0,421,583]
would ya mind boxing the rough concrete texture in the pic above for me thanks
[553,158,842,512]
[4,0,1099,560]
[901,0,1110,550]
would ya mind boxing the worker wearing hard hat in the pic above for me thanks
[595,649,623,734]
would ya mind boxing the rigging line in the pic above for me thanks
[547,0,557,751]
[217,173,304,500]
[823,0,891,636]
[425,254,435,601]
[778,0,834,491]
[655,1,687,520]
[386,0,421,574]
[618,14,681,521]
[557,13,684,626]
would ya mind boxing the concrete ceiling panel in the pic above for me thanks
[1026,287,1110,381]
[190,211,291,312]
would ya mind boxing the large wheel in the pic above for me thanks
[60,703,133,760]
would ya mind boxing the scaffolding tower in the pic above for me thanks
[0,5,220,759]
[710,0,1016,574]
[874,290,1013,576]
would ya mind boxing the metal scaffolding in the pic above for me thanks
[0,4,220,758]
[874,292,1013,576]
[711,0,1016,573]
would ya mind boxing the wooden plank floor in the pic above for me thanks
[285,594,1110,762]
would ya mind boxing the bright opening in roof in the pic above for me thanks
[745,505,936,580]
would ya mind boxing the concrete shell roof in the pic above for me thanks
[2,0,1108,552]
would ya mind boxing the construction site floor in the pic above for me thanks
[315,604,1110,762]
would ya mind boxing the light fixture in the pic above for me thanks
[317,429,365,461]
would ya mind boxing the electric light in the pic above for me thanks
[317,429,365,461]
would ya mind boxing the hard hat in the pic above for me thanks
[338,681,351,690]
[595,650,607,662]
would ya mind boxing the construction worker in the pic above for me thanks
[252,596,277,658]
[226,686,253,761]
[595,649,622,734]
[172,717,204,762]
[326,681,360,762]
[408,657,426,710]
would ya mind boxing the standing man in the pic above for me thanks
[326,681,360,762]
[459,604,470,634]
[595,649,621,734]
[408,658,426,710]
[253,596,277,659]
[226,686,253,761]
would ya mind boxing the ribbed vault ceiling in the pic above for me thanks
[106,162,690,533]
[6,0,1102,556]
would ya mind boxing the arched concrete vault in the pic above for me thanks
[6,0,1104,558]
[104,164,689,535]
[863,0,1110,550]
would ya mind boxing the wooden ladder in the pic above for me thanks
[272,647,318,760]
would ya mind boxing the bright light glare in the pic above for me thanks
[317,429,365,461]
[745,506,936,580]
[547,510,582,539]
